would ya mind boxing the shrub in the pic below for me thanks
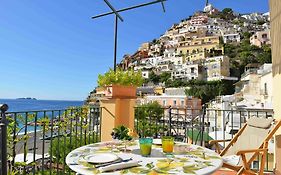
[97,68,144,87]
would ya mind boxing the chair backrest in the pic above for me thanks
[223,117,274,161]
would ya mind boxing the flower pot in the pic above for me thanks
[104,84,137,99]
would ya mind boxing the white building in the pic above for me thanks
[171,64,202,81]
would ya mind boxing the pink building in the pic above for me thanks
[250,30,271,47]
[190,15,208,25]
[143,94,202,117]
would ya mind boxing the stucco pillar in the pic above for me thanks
[270,0,281,174]
[100,98,136,141]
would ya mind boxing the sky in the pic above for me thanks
[0,0,269,100]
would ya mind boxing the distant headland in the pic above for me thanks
[16,97,37,100]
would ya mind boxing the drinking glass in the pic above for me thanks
[139,138,153,156]
[162,136,174,153]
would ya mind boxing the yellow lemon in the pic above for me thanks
[147,170,159,175]
[156,162,170,169]
[169,162,184,168]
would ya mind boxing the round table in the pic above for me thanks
[66,139,222,175]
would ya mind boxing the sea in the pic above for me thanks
[0,99,84,133]
[0,99,83,112]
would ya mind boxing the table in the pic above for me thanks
[66,139,222,175]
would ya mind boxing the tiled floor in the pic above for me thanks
[212,170,273,175]
[212,170,237,175]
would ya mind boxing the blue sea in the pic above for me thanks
[0,99,83,112]
[0,99,84,133]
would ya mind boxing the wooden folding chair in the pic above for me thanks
[210,117,281,175]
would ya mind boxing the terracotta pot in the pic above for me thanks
[104,84,137,99]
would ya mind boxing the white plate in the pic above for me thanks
[153,139,162,145]
[84,153,119,164]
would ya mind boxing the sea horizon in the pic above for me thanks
[0,98,83,102]
[0,98,84,112]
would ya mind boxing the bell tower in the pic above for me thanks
[206,0,209,6]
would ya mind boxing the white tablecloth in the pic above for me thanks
[66,140,222,175]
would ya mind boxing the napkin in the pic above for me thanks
[98,160,140,172]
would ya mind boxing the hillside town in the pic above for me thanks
[87,2,272,114]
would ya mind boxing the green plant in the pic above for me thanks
[135,102,166,137]
[49,134,98,164]
[111,125,133,140]
[97,68,144,87]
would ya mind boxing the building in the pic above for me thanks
[185,51,207,62]
[259,64,273,108]
[234,64,273,109]
[250,30,271,47]
[171,64,203,81]
[138,42,150,51]
[190,15,208,25]
[220,30,241,43]
[269,0,281,172]
[203,56,231,81]
[203,3,219,15]
[177,36,224,56]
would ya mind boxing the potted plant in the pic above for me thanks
[111,125,133,141]
[97,68,144,98]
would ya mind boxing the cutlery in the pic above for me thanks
[95,158,133,168]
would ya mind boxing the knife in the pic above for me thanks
[95,158,133,168]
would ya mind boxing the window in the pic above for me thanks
[212,64,218,69]
[163,100,166,106]
[264,83,268,95]
[181,100,184,106]
[173,100,177,106]
[251,160,259,169]
[191,67,195,73]
[262,34,267,38]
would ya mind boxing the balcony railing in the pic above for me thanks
[134,106,274,172]
[0,104,275,174]
[0,105,101,175]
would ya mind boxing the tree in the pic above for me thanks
[159,72,171,83]
[148,71,160,84]
[221,8,235,20]
[185,80,235,104]
[135,102,165,137]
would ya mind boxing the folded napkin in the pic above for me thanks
[98,160,140,172]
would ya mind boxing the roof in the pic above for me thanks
[137,87,154,94]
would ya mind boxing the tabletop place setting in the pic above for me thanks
[66,133,223,175]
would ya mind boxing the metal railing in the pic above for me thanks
[0,105,101,175]
[134,106,274,172]
[1,104,275,174]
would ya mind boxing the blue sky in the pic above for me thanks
[0,0,269,100]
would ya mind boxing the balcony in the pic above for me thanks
[0,105,276,174]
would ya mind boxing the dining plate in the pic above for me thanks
[84,153,119,164]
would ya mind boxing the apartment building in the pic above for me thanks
[203,56,231,81]
[220,30,241,43]
[177,36,223,56]
[185,51,207,62]
[250,30,271,47]
[171,64,203,81]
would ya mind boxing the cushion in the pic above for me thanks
[222,155,241,166]
[247,117,273,129]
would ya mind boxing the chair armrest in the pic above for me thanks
[209,139,232,154]
[209,139,232,145]
[236,148,267,155]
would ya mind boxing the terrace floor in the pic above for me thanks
[212,169,274,175]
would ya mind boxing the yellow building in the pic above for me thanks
[177,36,224,57]
[203,56,230,81]
[269,0,281,173]
[185,51,207,62]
